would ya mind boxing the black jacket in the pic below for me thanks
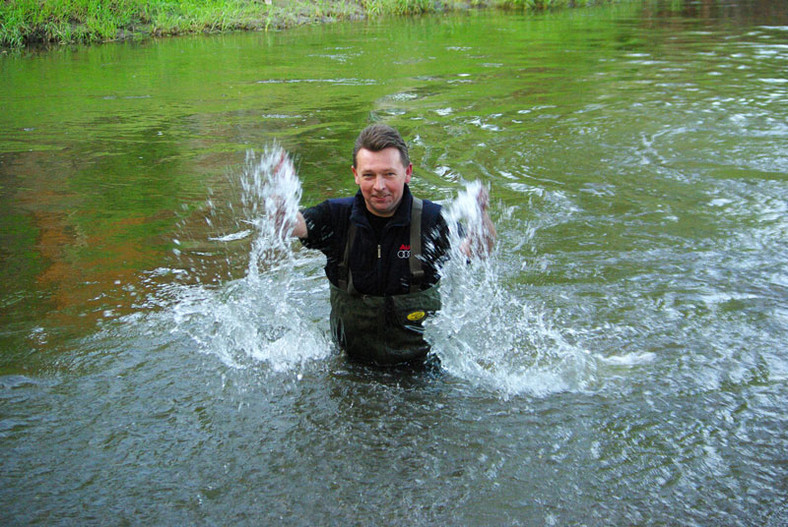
[300,185,449,296]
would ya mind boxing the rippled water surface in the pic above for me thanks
[1,1,787,525]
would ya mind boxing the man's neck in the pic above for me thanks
[364,207,390,241]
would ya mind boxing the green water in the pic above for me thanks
[1,1,787,525]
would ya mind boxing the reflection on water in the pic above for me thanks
[1,1,787,524]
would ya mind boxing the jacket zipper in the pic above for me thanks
[377,244,383,293]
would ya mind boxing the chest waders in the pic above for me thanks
[330,198,442,365]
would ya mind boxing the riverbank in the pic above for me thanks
[1,0,602,50]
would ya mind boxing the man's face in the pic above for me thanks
[353,147,412,217]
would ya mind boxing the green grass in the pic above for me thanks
[1,0,151,47]
[0,0,608,49]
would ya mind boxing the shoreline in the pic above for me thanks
[1,0,604,51]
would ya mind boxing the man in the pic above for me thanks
[290,124,495,366]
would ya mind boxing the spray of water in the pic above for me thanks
[241,148,303,281]
[161,146,330,371]
[428,181,597,398]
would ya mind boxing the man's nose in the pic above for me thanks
[373,175,385,190]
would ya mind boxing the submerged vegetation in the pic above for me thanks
[1,0,604,49]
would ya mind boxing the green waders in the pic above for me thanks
[330,198,442,365]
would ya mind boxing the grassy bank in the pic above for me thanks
[1,0,601,49]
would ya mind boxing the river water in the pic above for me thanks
[1,1,787,525]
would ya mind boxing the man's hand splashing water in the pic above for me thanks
[265,149,303,242]
[456,181,497,259]
[240,146,303,279]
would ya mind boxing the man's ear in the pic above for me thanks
[352,165,360,185]
[405,163,413,183]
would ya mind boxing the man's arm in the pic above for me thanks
[269,198,307,239]
[291,211,308,239]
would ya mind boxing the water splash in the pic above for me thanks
[240,148,303,281]
[159,146,329,371]
[163,170,597,392]
[428,181,597,398]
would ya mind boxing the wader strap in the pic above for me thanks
[409,198,424,294]
[337,221,357,293]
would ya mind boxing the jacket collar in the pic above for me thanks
[350,184,413,228]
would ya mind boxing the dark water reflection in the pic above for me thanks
[2,1,787,524]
